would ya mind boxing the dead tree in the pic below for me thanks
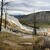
[33,11,36,35]
[4,5,7,29]
[0,0,3,31]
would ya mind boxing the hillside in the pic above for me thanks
[18,11,50,27]
[0,13,33,34]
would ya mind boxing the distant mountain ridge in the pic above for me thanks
[18,11,50,27]
[10,15,26,19]
[19,11,50,22]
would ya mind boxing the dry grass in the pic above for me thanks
[0,32,50,50]
[0,32,33,50]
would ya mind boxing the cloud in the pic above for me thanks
[0,0,50,15]
[7,11,32,15]
[0,0,16,2]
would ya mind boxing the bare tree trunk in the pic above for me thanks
[0,0,3,31]
[33,12,36,35]
[5,12,7,29]
[4,6,7,29]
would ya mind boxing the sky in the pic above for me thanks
[0,0,50,15]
